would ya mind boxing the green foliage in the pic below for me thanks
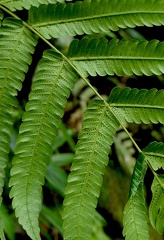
[0,0,163,239]
[0,0,64,11]
[9,50,78,240]
[0,204,14,240]
[0,17,37,205]
[63,100,119,239]
[149,175,164,234]
[123,153,149,240]
[68,38,164,76]
[28,0,164,38]
[143,142,164,170]
[108,87,164,124]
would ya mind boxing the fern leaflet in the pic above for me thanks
[0,0,64,11]
[28,0,164,39]
[108,87,164,124]
[62,99,120,240]
[68,38,164,76]
[123,153,149,240]
[149,175,164,234]
[143,142,164,170]
[0,17,37,205]
[9,50,78,240]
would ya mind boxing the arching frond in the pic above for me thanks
[28,0,164,39]
[9,50,78,240]
[108,87,164,124]
[0,17,37,205]
[68,38,164,76]
[123,153,149,240]
[0,0,64,11]
[62,99,120,240]
[149,175,164,234]
[143,142,164,170]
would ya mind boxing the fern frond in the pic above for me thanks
[62,99,120,240]
[0,0,64,11]
[123,153,149,240]
[149,175,164,234]
[9,50,78,240]
[68,38,164,76]
[0,17,37,204]
[123,185,149,240]
[108,87,164,124]
[143,142,164,170]
[28,0,164,39]
[128,153,147,197]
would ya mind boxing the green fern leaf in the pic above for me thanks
[128,153,147,197]
[123,153,149,240]
[143,142,164,170]
[68,38,164,76]
[149,175,164,234]
[28,0,164,39]
[9,50,78,240]
[0,0,64,11]
[63,99,120,240]
[123,185,149,240]
[0,17,37,204]
[108,87,164,124]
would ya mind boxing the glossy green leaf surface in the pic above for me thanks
[123,153,149,240]
[9,50,78,240]
[143,142,164,170]
[68,38,164,76]
[63,99,120,240]
[0,17,37,205]
[28,0,164,38]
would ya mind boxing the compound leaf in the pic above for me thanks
[68,38,164,77]
[28,0,164,39]
[0,0,64,11]
[0,17,37,205]
[9,50,78,240]
[123,153,149,240]
[63,99,120,240]
[108,87,164,124]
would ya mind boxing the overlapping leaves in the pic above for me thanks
[143,142,164,170]
[0,1,163,240]
[149,175,164,234]
[123,153,148,240]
